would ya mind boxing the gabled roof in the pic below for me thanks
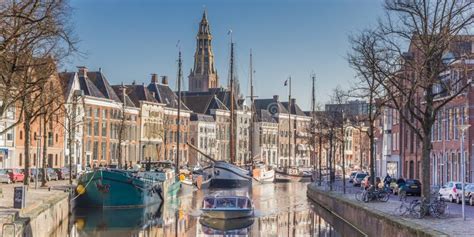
[182,94,228,115]
[254,98,289,115]
[125,84,159,107]
[111,85,137,107]
[281,101,307,116]
[147,82,190,111]
[256,109,276,123]
[78,74,105,98]
[58,72,76,99]
[182,87,241,110]
[86,71,121,102]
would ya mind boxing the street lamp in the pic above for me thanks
[458,123,470,221]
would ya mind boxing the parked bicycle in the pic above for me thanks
[394,199,420,217]
[362,186,390,202]
[411,197,448,219]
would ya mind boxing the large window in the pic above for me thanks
[94,121,99,136]
[101,121,107,136]
[93,141,98,160]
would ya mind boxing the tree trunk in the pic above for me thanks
[369,124,375,186]
[318,133,322,186]
[341,128,346,193]
[41,115,48,187]
[23,115,31,186]
[329,129,333,191]
[67,118,73,185]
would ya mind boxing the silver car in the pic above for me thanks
[0,169,11,184]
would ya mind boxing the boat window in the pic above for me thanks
[216,198,237,208]
[203,198,215,208]
[238,198,247,208]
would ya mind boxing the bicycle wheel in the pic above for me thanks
[378,191,390,202]
[410,201,426,219]
[434,200,448,218]
[394,203,408,216]
[363,192,370,203]
[355,190,363,201]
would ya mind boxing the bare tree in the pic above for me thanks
[348,30,389,186]
[357,0,473,201]
[0,0,77,185]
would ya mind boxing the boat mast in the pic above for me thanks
[311,73,316,171]
[176,49,182,176]
[288,76,292,168]
[229,34,235,164]
[249,49,255,165]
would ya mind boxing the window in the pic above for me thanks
[94,121,99,136]
[55,133,58,143]
[93,141,98,160]
[48,132,53,147]
[101,122,107,136]
[6,131,13,141]
[55,154,58,166]
[102,109,107,119]
[101,142,106,160]
[19,130,23,140]
[19,153,22,166]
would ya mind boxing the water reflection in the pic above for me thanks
[59,183,366,237]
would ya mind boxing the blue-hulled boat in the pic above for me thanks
[75,169,162,208]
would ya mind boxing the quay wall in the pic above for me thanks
[3,192,69,237]
[307,183,447,237]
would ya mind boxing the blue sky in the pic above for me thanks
[66,0,384,110]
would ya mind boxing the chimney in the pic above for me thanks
[151,73,158,83]
[273,95,279,102]
[291,98,296,105]
[77,66,88,78]
[161,76,168,85]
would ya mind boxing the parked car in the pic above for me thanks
[6,168,24,183]
[54,167,70,180]
[0,169,11,184]
[353,173,367,187]
[464,183,474,206]
[30,168,59,182]
[439,181,464,203]
[403,179,421,196]
[47,168,59,181]
[349,171,358,183]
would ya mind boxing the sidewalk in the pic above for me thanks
[0,181,71,235]
[312,183,473,236]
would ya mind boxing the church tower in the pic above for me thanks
[188,10,219,92]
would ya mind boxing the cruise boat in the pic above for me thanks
[75,169,162,208]
[201,195,254,219]
[252,162,275,184]
[200,217,254,235]
[274,167,312,182]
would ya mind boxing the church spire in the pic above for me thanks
[188,10,219,92]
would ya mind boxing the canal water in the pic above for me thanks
[51,182,366,236]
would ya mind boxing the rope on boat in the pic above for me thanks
[70,171,97,201]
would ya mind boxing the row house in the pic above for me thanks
[182,88,250,165]
[189,113,216,165]
[60,67,140,168]
[182,93,230,162]
[147,75,191,165]
[255,95,312,168]
[376,36,474,184]
[0,106,16,168]
[253,109,278,166]
[15,73,66,169]
[126,84,166,162]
